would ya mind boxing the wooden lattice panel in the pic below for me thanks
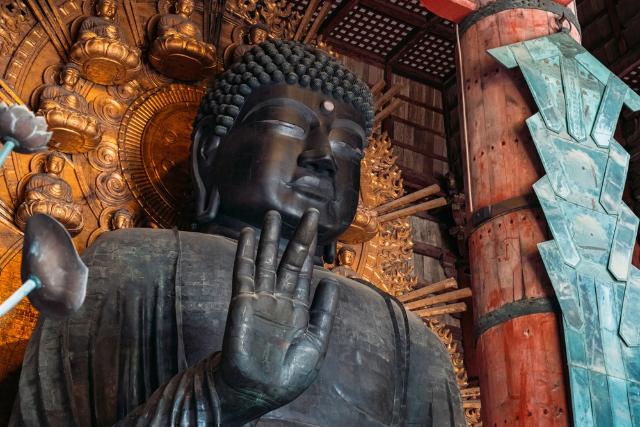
[288,0,342,14]
[388,0,430,18]
[397,31,456,80]
[622,66,640,94]
[329,4,414,58]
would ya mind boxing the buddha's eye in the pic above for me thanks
[331,139,363,160]
[255,119,305,139]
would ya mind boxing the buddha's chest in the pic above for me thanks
[178,269,406,426]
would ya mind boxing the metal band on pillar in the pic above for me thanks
[470,193,541,229]
[474,297,559,339]
[459,0,581,35]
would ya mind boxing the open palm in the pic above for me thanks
[216,209,338,421]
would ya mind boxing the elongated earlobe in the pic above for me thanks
[191,116,221,223]
[197,186,220,223]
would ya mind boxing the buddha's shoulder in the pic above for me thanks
[83,228,237,266]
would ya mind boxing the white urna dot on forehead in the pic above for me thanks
[321,100,335,114]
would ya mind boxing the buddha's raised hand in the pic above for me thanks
[214,209,339,424]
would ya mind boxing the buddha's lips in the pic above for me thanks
[288,175,335,201]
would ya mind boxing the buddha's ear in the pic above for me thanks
[191,115,221,223]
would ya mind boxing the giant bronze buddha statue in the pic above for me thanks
[11,41,464,426]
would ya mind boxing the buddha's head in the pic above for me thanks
[176,0,194,17]
[60,65,80,88]
[249,25,269,45]
[191,40,374,245]
[96,0,116,19]
[337,246,356,267]
[45,152,66,175]
[111,208,134,230]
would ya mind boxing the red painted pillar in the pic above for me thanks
[420,1,580,425]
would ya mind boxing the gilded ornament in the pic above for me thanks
[338,205,378,243]
[95,170,131,205]
[69,0,141,86]
[343,133,417,295]
[107,79,142,103]
[92,93,125,126]
[87,136,118,172]
[331,246,360,279]
[110,207,134,230]
[148,0,217,81]
[226,0,300,40]
[0,1,34,56]
[118,84,204,228]
[223,23,270,68]
[37,64,102,153]
[15,152,84,235]
[87,206,135,246]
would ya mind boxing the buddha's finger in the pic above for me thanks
[232,227,256,296]
[276,209,319,295]
[306,278,339,351]
[292,233,317,306]
[255,210,281,293]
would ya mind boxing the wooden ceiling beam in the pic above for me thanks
[391,139,449,163]
[359,0,429,28]
[611,44,640,77]
[424,15,455,41]
[396,94,443,114]
[386,27,430,67]
[318,0,358,37]
[390,62,446,89]
[397,166,442,188]
[391,115,447,138]
[325,37,385,67]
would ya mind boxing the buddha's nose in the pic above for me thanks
[298,130,337,177]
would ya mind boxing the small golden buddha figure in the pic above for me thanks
[224,24,270,68]
[15,152,84,235]
[148,0,217,81]
[110,208,134,230]
[331,246,360,279]
[38,64,102,153]
[69,0,141,86]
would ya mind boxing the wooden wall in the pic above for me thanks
[341,55,458,288]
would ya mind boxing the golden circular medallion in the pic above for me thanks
[118,84,205,228]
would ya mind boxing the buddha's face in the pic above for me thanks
[97,0,116,18]
[61,69,79,87]
[338,248,355,266]
[250,28,268,45]
[205,84,366,244]
[113,211,133,229]
[46,154,65,175]
[176,0,194,16]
